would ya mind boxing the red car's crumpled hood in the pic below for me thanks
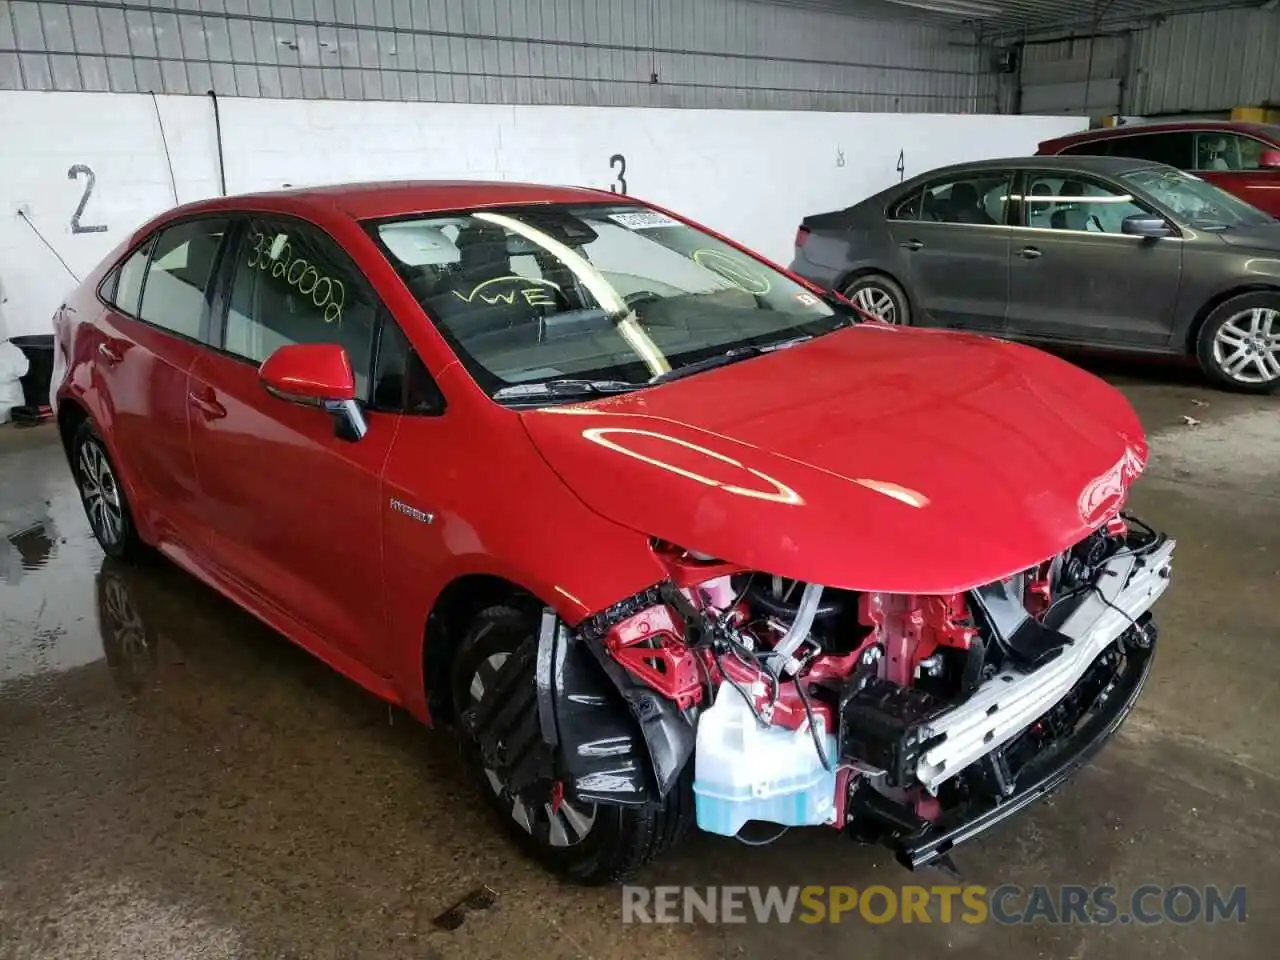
[520,325,1148,594]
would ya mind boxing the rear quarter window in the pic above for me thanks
[107,240,154,316]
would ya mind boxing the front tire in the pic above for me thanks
[842,273,910,325]
[450,604,693,885]
[71,421,148,560]
[1196,293,1280,393]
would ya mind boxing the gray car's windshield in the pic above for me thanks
[372,203,848,400]
[1121,167,1273,229]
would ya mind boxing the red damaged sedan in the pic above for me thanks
[50,181,1175,884]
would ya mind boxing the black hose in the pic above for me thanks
[744,579,847,620]
[793,670,833,772]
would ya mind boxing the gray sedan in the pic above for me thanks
[790,156,1280,393]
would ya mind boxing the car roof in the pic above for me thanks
[909,155,1160,180]
[167,180,625,223]
[1041,119,1280,150]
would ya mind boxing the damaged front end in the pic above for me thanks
[535,514,1174,868]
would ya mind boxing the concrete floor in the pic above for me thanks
[2,359,1278,960]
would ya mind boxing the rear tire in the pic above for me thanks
[71,421,148,560]
[450,604,693,885]
[1195,292,1280,394]
[842,273,910,325]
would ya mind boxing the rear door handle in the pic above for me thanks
[98,342,123,365]
[188,388,227,421]
[899,239,924,251]
[1019,246,1043,259]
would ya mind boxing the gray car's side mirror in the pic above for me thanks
[1121,214,1173,239]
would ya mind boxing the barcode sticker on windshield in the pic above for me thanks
[609,211,680,230]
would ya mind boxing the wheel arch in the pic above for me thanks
[1185,283,1280,353]
[420,571,548,725]
[834,264,909,297]
[56,394,154,544]
[56,396,90,463]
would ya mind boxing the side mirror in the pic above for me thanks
[259,343,368,442]
[1259,149,1280,170]
[1121,214,1174,239]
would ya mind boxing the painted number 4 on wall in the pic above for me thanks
[67,164,108,234]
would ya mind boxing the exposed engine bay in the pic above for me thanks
[542,512,1175,869]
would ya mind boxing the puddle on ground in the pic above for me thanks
[0,441,109,683]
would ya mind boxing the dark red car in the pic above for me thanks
[1037,120,1280,216]
[50,181,1175,883]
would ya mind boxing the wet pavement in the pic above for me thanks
[2,360,1279,960]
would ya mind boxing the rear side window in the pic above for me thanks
[109,239,154,315]
[138,219,229,340]
[918,172,1014,225]
[889,188,924,221]
[223,217,378,399]
[1101,132,1194,168]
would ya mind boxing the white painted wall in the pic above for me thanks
[0,91,1085,339]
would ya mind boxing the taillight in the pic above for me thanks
[795,225,811,248]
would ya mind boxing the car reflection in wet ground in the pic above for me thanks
[2,364,1280,960]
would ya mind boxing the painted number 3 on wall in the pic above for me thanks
[609,153,627,195]
[67,164,108,234]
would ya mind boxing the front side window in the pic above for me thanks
[138,218,229,339]
[1022,175,1147,234]
[371,204,847,399]
[1120,166,1272,229]
[916,173,1013,225]
[1194,132,1275,171]
[224,218,379,398]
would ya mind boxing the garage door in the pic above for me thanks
[1019,35,1128,117]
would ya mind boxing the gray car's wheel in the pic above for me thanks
[451,604,693,885]
[842,273,910,325]
[71,421,148,560]
[1196,293,1280,394]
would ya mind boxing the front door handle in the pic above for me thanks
[98,342,123,365]
[188,388,227,421]
[1019,246,1043,259]
[899,239,924,251]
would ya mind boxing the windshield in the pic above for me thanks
[1120,167,1273,229]
[371,203,847,400]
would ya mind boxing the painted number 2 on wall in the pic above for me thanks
[67,164,108,234]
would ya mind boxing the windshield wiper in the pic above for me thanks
[650,335,813,385]
[492,378,642,401]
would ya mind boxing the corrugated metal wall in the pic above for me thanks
[0,0,982,112]
[1012,7,1280,118]
[1128,7,1280,115]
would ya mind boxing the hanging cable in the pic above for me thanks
[18,211,80,283]
[150,92,179,206]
